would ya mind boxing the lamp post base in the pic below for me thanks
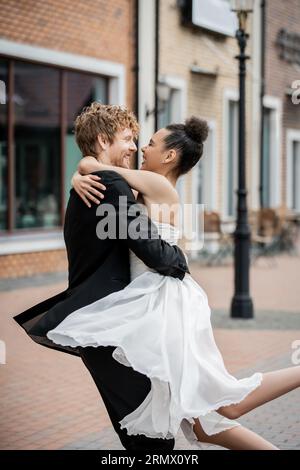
[230,295,254,319]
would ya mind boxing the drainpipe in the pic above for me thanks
[154,0,160,131]
[134,0,139,168]
[259,0,266,209]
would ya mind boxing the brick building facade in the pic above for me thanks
[158,0,255,219]
[0,0,136,105]
[263,0,300,209]
[0,0,137,279]
[151,0,257,258]
[0,0,299,279]
[153,0,300,255]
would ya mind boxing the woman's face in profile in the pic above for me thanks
[140,128,170,173]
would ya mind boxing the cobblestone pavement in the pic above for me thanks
[60,351,300,451]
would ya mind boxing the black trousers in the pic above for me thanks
[79,345,175,451]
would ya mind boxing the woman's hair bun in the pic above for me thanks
[184,116,209,144]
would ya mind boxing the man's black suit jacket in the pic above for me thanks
[14,171,189,356]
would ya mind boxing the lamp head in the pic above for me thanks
[230,0,254,12]
[230,0,254,30]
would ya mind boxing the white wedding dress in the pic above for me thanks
[47,221,263,448]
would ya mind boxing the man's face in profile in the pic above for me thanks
[109,128,137,168]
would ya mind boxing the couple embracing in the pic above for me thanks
[15,102,299,450]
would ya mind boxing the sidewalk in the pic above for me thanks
[0,252,299,450]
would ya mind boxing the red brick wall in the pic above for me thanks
[265,0,300,98]
[0,250,67,279]
[265,0,300,204]
[0,0,136,107]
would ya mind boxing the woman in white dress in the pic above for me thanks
[47,117,299,450]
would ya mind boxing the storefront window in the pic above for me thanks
[64,71,107,205]
[14,62,61,229]
[262,107,272,208]
[0,57,108,232]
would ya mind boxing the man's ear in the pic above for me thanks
[97,134,109,151]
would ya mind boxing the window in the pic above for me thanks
[0,58,108,233]
[261,97,282,208]
[14,62,61,229]
[190,122,216,259]
[262,107,271,207]
[0,59,8,230]
[157,88,183,130]
[156,77,187,203]
[158,89,186,200]
[286,130,300,213]
[65,71,107,205]
[176,175,185,206]
[157,90,173,130]
[227,100,238,217]
[192,122,217,211]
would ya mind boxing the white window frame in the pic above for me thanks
[223,88,239,220]
[286,128,300,212]
[138,75,187,203]
[159,75,187,123]
[262,95,282,208]
[0,232,65,255]
[0,38,125,104]
[155,75,188,202]
[192,119,217,212]
[190,120,217,261]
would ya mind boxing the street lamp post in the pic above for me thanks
[230,0,254,319]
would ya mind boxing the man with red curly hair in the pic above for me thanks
[14,102,189,451]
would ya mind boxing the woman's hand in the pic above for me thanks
[71,171,106,208]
